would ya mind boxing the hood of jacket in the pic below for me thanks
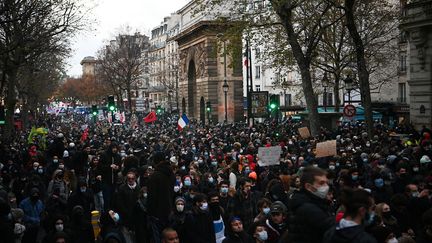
[327,225,367,243]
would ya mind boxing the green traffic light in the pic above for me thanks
[92,111,97,116]
[206,107,211,112]
[270,103,277,109]
[109,106,115,111]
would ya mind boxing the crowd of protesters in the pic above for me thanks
[0,113,432,243]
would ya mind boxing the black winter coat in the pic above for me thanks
[147,161,175,222]
[323,225,377,243]
[184,207,216,243]
[222,231,254,243]
[100,151,122,185]
[287,189,335,243]
[113,183,140,227]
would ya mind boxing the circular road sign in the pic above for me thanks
[343,105,356,117]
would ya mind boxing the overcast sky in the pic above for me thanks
[66,0,190,77]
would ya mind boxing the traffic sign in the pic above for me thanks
[343,104,356,117]
[136,98,145,112]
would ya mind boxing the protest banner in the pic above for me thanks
[315,140,337,158]
[257,146,282,166]
[298,127,311,139]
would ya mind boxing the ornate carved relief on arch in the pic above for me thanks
[410,28,428,69]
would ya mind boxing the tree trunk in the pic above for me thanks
[334,75,341,112]
[4,69,17,142]
[273,3,321,136]
[22,101,29,130]
[126,83,132,113]
[345,0,374,138]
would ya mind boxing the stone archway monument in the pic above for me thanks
[174,21,243,123]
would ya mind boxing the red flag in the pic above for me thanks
[143,111,157,123]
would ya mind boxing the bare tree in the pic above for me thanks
[97,31,149,112]
[0,0,90,139]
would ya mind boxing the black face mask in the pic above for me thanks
[382,211,392,219]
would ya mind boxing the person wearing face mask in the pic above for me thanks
[46,156,60,178]
[198,173,216,195]
[112,171,141,231]
[218,181,231,212]
[222,217,254,243]
[227,178,260,232]
[254,198,272,223]
[323,188,377,243]
[168,197,187,243]
[375,203,401,237]
[67,179,94,221]
[19,187,44,243]
[42,216,72,243]
[207,192,227,243]
[371,175,393,204]
[47,170,69,201]
[184,193,216,243]
[100,209,127,243]
[287,166,335,243]
[252,223,269,243]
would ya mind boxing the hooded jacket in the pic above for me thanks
[323,223,377,243]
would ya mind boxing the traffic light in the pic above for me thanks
[269,94,280,111]
[206,101,211,112]
[156,105,162,114]
[108,95,115,111]
[91,105,98,116]
[0,105,5,125]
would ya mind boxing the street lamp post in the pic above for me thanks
[344,75,353,105]
[322,73,329,112]
[223,80,229,123]
[218,33,229,123]
[168,89,173,113]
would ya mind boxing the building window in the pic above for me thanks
[398,83,406,103]
[255,85,261,91]
[399,54,407,72]
[400,31,407,43]
[255,66,261,79]
[255,48,260,59]
[285,94,292,106]
[323,92,333,106]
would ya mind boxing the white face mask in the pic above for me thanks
[174,186,180,192]
[55,224,64,232]
[387,237,398,243]
[200,202,208,211]
[257,230,268,241]
[311,184,329,199]
[176,204,184,212]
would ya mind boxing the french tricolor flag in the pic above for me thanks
[178,114,190,130]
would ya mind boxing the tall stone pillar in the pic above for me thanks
[400,0,432,129]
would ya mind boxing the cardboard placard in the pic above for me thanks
[315,140,337,158]
[298,127,311,139]
[257,146,282,166]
